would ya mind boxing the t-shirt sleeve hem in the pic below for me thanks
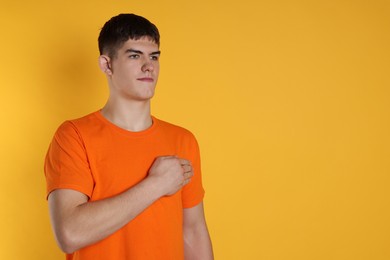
[182,190,205,209]
[46,184,92,200]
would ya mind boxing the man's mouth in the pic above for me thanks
[137,77,154,82]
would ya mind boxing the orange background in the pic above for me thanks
[0,1,389,259]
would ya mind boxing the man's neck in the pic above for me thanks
[101,98,153,132]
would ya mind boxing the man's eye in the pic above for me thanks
[151,56,159,61]
[129,54,139,59]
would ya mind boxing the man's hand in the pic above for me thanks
[148,156,193,196]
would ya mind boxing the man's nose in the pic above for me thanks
[141,60,154,72]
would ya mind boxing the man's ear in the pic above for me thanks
[99,55,112,76]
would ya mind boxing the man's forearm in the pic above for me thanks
[49,177,163,253]
[183,222,214,260]
[183,203,214,260]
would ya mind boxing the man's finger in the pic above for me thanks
[184,170,193,179]
[181,164,192,173]
[179,158,191,166]
[182,178,191,186]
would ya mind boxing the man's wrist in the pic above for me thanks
[141,175,165,200]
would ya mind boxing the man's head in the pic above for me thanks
[98,13,160,59]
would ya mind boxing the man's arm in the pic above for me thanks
[183,202,214,260]
[48,156,193,254]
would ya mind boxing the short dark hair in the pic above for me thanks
[98,13,160,58]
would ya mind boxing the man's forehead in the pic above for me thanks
[121,37,159,51]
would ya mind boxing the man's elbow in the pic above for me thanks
[53,227,81,254]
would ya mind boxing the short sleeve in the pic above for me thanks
[44,121,94,198]
[181,133,205,208]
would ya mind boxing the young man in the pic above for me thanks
[44,13,213,259]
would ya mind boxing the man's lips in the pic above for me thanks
[137,77,154,82]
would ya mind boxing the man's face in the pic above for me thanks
[108,37,160,102]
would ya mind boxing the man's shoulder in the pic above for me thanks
[68,111,100,125]
[154,117,195,137]
[55,111,101,137]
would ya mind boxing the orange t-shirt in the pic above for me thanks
[44,111,205,260]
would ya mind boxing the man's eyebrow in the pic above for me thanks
[125,49,143,54]
[125,49,161,56]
